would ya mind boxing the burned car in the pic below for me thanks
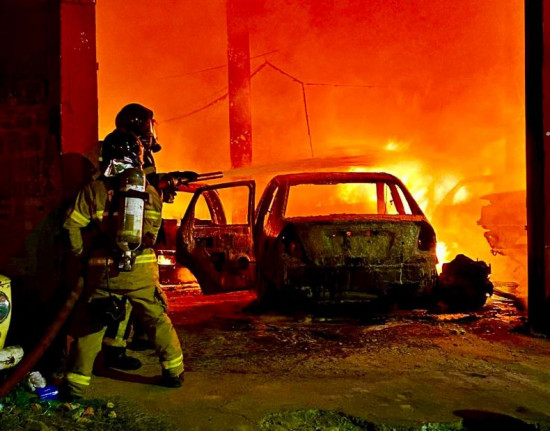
[176,172,438,306]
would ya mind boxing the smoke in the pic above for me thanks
[97,0,526,290]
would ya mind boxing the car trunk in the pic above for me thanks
[290,216,429,265]
[282,217,437,302]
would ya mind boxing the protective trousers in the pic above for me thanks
[66,250,183,397]
[102,299,132,348]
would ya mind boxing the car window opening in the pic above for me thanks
[285,182,414,218]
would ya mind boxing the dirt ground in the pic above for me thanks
[74,281,550,431]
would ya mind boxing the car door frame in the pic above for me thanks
[176,180,256,294]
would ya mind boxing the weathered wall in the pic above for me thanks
[0,1,98,354]
[0,1,63,279]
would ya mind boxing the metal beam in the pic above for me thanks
[525,0,550,334]
[227,0,253,169]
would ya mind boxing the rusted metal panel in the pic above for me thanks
[177,180,256,294]
[276,220,437,302]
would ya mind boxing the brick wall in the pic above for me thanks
[0,2,63,277]
[0,99,62,262]
[0,1,97,282]
[0,2,98,352]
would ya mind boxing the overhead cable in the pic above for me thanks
[162,61,379,157]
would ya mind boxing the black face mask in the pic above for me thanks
[151,141,162,152]
[143,150,156,169]
[139,135,162,153]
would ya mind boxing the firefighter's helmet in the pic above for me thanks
[100,130,143,173]
[115,103,161,154]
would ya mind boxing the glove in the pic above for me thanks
[163,188,177,203]
[179,171,199,182]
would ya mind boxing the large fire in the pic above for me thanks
[96,1,526,295]
[341,146,519,276]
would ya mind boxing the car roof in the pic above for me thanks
[269,171,403,185]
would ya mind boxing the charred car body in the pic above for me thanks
[176,172,438,307]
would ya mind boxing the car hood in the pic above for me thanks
[286,215,432,265]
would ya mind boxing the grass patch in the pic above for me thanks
[0,385,169,431]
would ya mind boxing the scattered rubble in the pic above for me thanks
[0,388,169,431]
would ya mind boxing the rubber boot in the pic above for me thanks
[103,346,142,371]
[161,369,185,388]
[58,382,83,402]
[129,336,155,351]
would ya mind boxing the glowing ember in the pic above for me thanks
[452,187,471,205]
[384,141,402,152]
[436,242,450,273]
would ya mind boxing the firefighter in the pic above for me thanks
[63,130,184,399]
[106,103,196,354]
[98,104,162,367]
